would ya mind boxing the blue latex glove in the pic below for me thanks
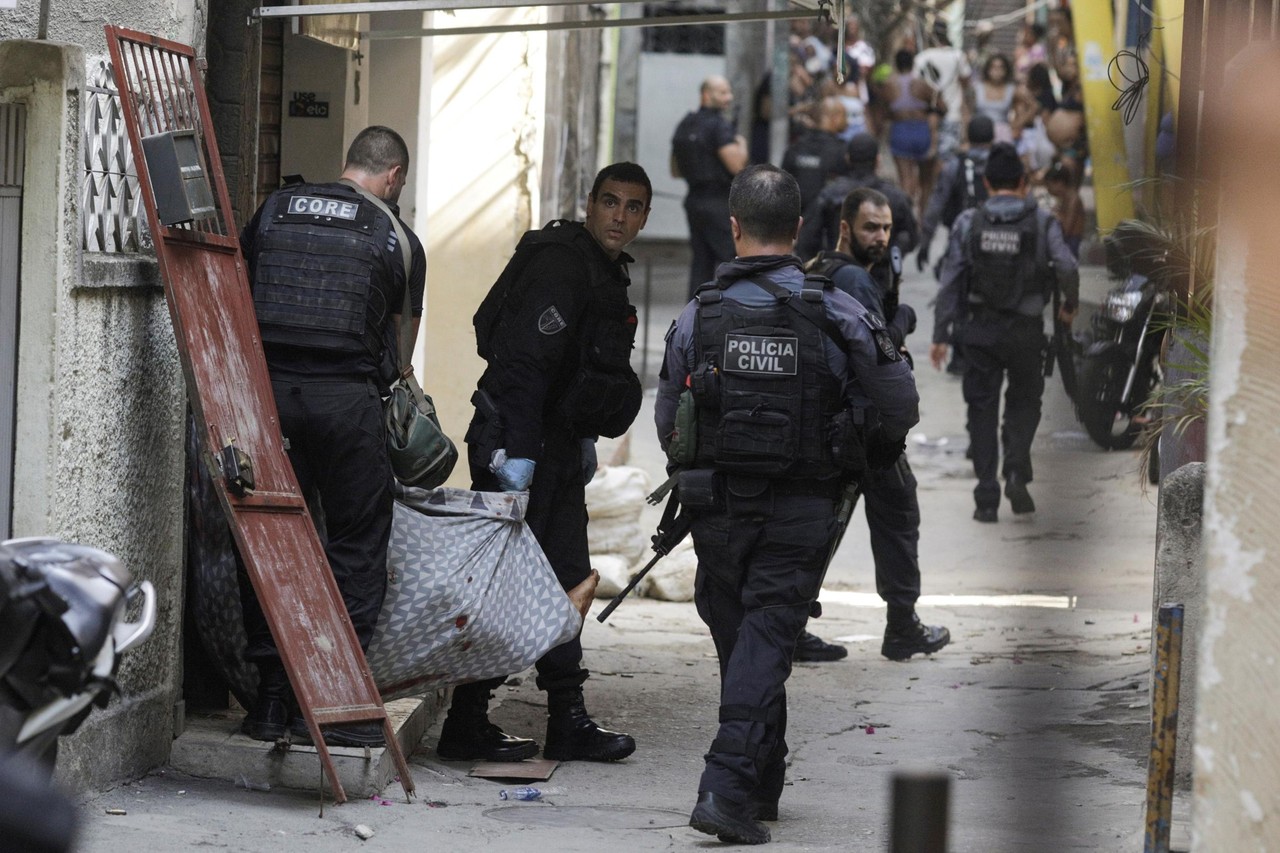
[581,439,598,485]
[492,453,535,492]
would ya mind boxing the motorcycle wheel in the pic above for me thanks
[1078,348,1143,450]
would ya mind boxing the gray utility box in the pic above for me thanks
[141,129,216,226]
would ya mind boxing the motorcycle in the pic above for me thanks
[0,538,156,853]
[1076,271,1172,450]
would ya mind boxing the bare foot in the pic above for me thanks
[568,570,600,620]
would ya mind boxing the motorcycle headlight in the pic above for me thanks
[1103,290,1143,323]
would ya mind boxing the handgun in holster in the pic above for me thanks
[465,389,505,471]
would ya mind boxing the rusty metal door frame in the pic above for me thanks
[0,103,24,541]
[104,25,413,805]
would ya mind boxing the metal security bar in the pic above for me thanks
[108,31,232,246]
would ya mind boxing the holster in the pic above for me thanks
[465,389,505,471]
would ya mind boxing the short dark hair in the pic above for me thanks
[983,142,1025,189]
[894,49,915,72]
[729,164,801,243]
[345,126,410,174]
[591,161,652,207]
[967,114,995,145]
[840,186,890,226]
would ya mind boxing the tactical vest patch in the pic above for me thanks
[722,333,799,375]
[538,305,567,335]
[286,195,360,220]
[979,228,1022,255]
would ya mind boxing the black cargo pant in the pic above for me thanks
[858,455,922,610]
[691,489,838,805]
[451,430,592,709]
[684,191,735,299]
[959,313,1047,511]
[240,377,394,664]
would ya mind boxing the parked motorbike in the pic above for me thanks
[1076,271,1172,450]
[0,538,156,853]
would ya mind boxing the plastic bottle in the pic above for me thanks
[496,783,542,799]
[498,787,561,801]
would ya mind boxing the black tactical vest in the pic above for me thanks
[965,198,1046,312]
[690,276,844,478]
[671,109,734,191]
[252,183,396,358]
[475,221,642,439]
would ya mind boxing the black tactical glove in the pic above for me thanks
[865,427,907,471]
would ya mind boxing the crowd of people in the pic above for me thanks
[764,11,1089,257]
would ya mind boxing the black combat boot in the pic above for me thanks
[792,629,848,662]
[241,663,291,742]
[436,684,539,762]
[690,792,771,845]
[882,607,952,661]
[543,688,635,762]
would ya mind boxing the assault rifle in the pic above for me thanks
[596,485,692,623]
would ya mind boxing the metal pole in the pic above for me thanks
[890,772,950,853]
[1144,603,1185,853]
[641,257,652,385]
[365,9,818,39]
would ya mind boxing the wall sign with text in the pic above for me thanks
[288,92,330,119]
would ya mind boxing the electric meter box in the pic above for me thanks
[141,129,217,226]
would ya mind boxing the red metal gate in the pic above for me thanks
[104,25,413,804]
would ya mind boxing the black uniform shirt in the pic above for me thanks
[671,107,738,194]
[481,236,634,461]
[920,146,990,248]
[782,130,850,210]
[240,181,426,385]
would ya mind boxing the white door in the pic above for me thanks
[0,104,24,540]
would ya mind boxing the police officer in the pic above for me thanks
[930,143,1079,521]
[807,187,951,661]
[657,165,919,843]
[917,114,995,275]
[435,163,651,764]
[796,132,919,262]
[672,76,748,299]
[238,126,425,748]
[781,96,849,210]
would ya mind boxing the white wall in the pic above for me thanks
[422,7,548,473]
[280,33,356,184]
[635,53,725,240]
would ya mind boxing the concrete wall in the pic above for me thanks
[0,38,187,791]
[420,7,548,469]
[0,1,206,61]
[281,33,358,186]
[636,53,725,240]
[368,11,429,234]
[1152,462,1204,792]
[1192,41,1280,851]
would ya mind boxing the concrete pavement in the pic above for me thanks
[72,245,1177,851]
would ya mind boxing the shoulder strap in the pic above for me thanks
[340,178,416,367]
[747,275,852,357]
